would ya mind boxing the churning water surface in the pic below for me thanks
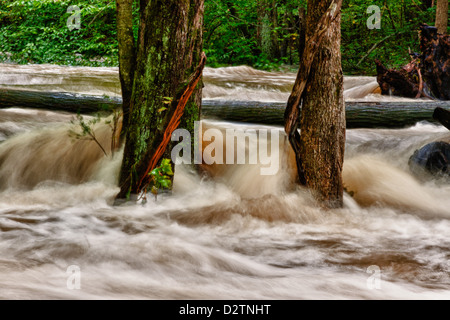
[0,64,449,299]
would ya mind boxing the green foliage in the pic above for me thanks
[0,0,120,66]
[149,159,174,201]
[69,113,109,156]
[0,0,447,73]
[341,0,439,74]
[204,0,444,73]
[69,106,122,158]
[204,0,304,70]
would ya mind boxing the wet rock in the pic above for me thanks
[409,141,450,178]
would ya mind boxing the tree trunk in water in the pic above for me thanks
[301,0,345,208]
[117,0,205,200]
[435,0,449,35]
[116,0,136,130]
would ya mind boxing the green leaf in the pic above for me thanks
[161,158,171,167]
[150,168,160,176]
[163,166,174,176]
[163,97,173,105]
[159,179,170,189]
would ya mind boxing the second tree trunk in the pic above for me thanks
[300,0,346,208]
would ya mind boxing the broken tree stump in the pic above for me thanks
[420,24,450,100]
[375,24,450,101]
[375,59,421,98]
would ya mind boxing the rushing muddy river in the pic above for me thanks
[0,64,449,299]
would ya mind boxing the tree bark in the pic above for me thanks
[283,0,344,208]
[257,0,282,60]
[116,0,136,129]
[117,0,205,200]
[301,0,345,208]
[435,0,449,35]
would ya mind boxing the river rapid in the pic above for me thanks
[0,64,449,300]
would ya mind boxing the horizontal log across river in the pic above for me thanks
[1,88,450,129]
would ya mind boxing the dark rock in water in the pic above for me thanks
[409,142,450,178]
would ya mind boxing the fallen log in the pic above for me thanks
[202,100,450,129]
[2,89,450,129]
[0,89,122,113]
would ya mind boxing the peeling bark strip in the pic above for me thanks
[117,0,205,200]
[284,0,345,208]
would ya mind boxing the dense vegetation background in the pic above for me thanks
[0,0,447,74]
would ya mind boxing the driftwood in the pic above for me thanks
[376,24,450,101]
[375,58,424,98]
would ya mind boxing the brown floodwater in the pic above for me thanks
[0,64,449,299]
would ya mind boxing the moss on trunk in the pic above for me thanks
[117,0,204,199]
